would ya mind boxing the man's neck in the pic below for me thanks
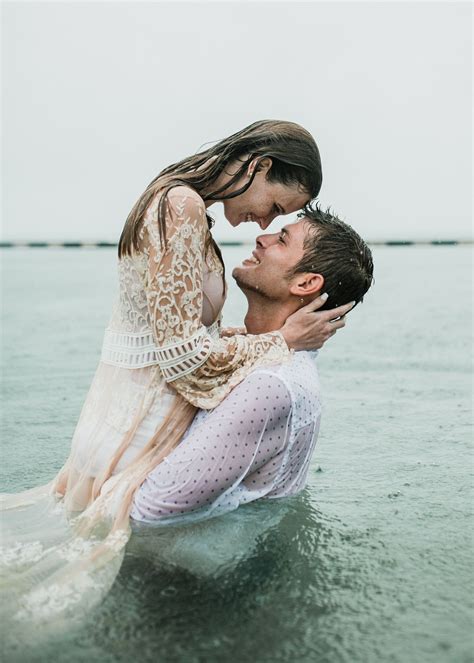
[243,293,298,335]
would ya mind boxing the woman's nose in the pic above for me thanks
[259,218,273,230]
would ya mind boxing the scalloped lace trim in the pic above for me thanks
[100,320,220,373]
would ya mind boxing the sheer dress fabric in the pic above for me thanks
[131,351,321,526]
[0,186,291,629]
[56,186,291,511]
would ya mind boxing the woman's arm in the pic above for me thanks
[142,185,346,409]
[142,186,292,409]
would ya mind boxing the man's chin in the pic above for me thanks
[232,265,247,282]
[232,268,251,286]
[232,267,246,285]
[233,272,266,299]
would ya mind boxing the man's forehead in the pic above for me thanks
[283,218,314,242]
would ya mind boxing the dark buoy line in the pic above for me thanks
[0,240,471,249]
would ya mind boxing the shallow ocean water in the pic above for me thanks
[0,245,472,663]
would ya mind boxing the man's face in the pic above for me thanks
[232,219,309,301]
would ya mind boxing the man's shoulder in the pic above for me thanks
[250,351,320,394]
[241,353,321,430]
[256,349,318,374]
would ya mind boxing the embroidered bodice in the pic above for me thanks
[100,186,291,409]
[0,186,295,630]
[101,253,222,372]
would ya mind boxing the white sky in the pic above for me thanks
[1,1,472,242]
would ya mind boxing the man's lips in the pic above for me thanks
[241,250,262,266]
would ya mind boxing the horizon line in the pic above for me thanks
[0,239,473,249]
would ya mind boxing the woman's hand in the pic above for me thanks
[280,294,355,351]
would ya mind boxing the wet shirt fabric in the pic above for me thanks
[131,351,321,526]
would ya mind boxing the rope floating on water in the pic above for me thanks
[0,240,471,248]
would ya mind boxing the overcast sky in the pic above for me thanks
[1,1,472,242]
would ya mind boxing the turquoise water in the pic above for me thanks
[1,246,473,662]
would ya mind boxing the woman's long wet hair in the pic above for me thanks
[118,120,323,270]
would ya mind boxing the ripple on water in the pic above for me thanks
[1,246,473,662]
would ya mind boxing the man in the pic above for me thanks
[130,204,373,525]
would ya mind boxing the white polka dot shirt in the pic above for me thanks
[130,351,321,525]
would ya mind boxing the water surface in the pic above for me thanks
[1,246,472,662]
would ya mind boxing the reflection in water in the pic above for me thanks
[92,492,346,662]
[2,491,388,663]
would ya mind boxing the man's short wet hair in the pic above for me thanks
[289,203,374,311]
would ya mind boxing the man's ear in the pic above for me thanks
[289,272,325,298]
[248,156,272,177]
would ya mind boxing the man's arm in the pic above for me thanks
[130,371,292,523]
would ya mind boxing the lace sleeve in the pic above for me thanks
[172,331,291,409]
[142,186,292,409]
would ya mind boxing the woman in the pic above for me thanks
[0,120,346,627]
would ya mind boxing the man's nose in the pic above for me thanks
[256,232,278,247]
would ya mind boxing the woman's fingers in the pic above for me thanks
[303,297,355,320]
[280,295,354,350]
[328,317,346,331]
[302,293,329,312]
[327,301,355,320]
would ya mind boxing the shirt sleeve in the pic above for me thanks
[141,186,291,409]
[130,371,292,523]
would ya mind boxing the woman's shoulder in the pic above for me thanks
[165,185,206,218]
[141,184,208,251]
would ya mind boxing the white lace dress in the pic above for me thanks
[0,186,292,630]
[53,186,291,510]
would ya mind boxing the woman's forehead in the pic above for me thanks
[276,184,309,210]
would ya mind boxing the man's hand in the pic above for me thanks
[280,294,355,351]
[220,326,248,338]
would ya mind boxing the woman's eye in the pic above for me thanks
[278,234,285,243]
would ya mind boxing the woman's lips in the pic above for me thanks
[245,213,265,225]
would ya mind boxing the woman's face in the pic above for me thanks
[221,159,310,230]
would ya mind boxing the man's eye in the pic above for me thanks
[273,205,282,215]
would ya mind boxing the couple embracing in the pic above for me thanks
[1,120,373,626]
